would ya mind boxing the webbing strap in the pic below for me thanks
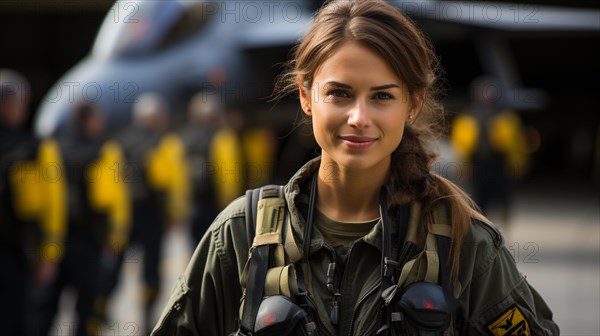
[244,189,260,247]
[303,173,318,263]
[380,187,393,288]
[432,202,449,226]
[240,245,270,332]
[431,202,459,306]
[436,234,459,310]
[255,198,286,240]
[405,202,421,245]
[430,223,451,237]
[254,233,281,246]
[397,202,456,289]
[397,231,440,287]
[436,235,451,290]
[254,197,286,266]
[423,232,439,283]
[265,265,300,297]
[382,193,411,289]
[240,185,292,333]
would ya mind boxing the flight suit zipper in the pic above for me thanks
[325,244,343,328]
[306,244,338,336]
[306,293,335,336]
[338,239,383,335]
[347,282,381,335]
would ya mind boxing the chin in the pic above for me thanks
[335,154,386,172]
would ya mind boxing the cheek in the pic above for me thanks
[385,116,407,147]
[310,106,341,147]
[389,126,404,147]
[397,127,406,144]
[310,111,329,145]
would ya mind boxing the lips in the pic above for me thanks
[339,135,377,149]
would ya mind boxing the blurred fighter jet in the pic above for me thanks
[34,0,599,136]
[35,0,316,136]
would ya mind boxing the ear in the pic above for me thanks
[297,76,312,116]
[407,89,425,121]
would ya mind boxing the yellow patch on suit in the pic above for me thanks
[487,305,530,336]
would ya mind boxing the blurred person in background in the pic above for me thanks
[239,107,278,191]
[208,104,278,211]
[450,76,529,228]
[28,101,130,336]
[178,91,278,246]
[1,69,66,336]
[178,92,224,245]
[101,92,188,334]
[208,106,246,211]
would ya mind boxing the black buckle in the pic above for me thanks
[383,257,400,278]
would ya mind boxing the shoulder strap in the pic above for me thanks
[245,185,286,246]
[432,204,460,311]
[396,202,458,304]
[240,185,288,333]
[240,242,270,332]
[244,188,260,247]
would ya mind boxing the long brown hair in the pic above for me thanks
[273,0,490,279]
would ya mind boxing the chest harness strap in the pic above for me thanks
[238,173,459,335]
[239,185,310,335]
[378,202,460,335]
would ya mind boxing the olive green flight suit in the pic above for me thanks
[152,158,559,335]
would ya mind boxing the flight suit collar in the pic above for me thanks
[282,157,402,261]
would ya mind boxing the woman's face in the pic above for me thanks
[299,41,420,173]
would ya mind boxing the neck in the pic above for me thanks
[316,157,389,222]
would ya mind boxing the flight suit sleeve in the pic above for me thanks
[456,222,559,335]
[151,197,249,336]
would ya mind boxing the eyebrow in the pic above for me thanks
[324,81,401,91]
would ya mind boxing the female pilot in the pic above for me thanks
[152,1,558,335]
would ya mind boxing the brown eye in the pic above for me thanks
[372,92,394,100]
[326,89,350,98]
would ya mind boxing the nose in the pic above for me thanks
[347,100,371,128]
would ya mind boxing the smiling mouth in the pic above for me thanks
[340,136,377,149]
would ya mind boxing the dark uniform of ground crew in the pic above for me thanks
[28,103,129,336]
[0,69,66,336]
[1,128,37,335]
[450,77,529,227]
[109,93,188,334]
[178,93,222,245]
